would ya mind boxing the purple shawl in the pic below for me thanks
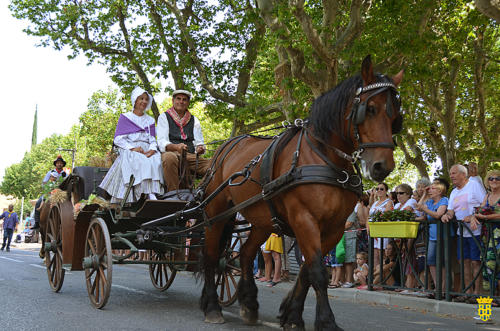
[114,114,156,138]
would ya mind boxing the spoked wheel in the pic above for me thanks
[84,217,112,309]
[149,250,177,291]
[216,235,242,307]
[44,204,65,292]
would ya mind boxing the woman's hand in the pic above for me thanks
[441,213,452,223]
[415,203,427,212]
[144,150,156,158]
[130,147,145,154]
[464,215,480,231]
[474,213,487,220]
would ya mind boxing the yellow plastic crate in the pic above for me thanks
[369,221,419,238]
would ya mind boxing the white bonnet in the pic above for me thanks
[131,86,153,110]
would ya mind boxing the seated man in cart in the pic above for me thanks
[99,86,164,203]
[157,90,211,191]
[31,155,68,229]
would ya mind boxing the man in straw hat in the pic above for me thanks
[157,90,211,191]
[31,155,68,230]
[42,155,68,183]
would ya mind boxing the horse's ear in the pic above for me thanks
[392,69,404,87]
[361,55,375,86]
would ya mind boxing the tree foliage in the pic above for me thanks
[7,0,500,186]
[0,87,231,199]
[0,133,77,199]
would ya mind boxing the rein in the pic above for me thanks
[142,81,400,236]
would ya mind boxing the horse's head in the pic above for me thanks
[348,55,403,182]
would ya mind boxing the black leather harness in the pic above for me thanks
[259,125,362,235]
[141,82,400,237]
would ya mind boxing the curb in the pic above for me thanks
[9,242,42,251]
[328,288,500,322]
[256,280,499,323]
[13,243,500,324]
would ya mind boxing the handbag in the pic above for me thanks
[335,234,346,264]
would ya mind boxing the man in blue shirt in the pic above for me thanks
[1,204,19,252]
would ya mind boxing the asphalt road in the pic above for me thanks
[0,245,496,331]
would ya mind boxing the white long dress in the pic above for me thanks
[100,112,164,203]
[369,198,391,249]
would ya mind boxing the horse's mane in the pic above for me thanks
[309,73,393,142]
[270,73,396,162]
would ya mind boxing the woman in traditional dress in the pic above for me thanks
[100,87,164,203]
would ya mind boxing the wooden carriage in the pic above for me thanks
[43,166,243,308]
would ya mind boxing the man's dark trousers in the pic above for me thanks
[1,228,14,250]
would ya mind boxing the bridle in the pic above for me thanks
[347,81,401,162]
[306,80,401,165]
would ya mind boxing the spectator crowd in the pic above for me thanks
[319,163,500,304]
[250,163,500,305]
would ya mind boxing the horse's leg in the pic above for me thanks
[281,213,343,331]
[279,261,311,330]
[38,203,50,259]
[200,220,227,324]
[238,228,269,324]
[309,249,342,331]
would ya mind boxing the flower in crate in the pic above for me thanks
[370,209,415,222]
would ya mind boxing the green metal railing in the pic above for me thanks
[368,218,500,301]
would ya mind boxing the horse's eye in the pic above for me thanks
[367,106,376,115]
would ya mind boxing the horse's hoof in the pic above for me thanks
[240,306,258,325]
[39,251,44,259]
[283,323,305,331]
[204,311,225,324]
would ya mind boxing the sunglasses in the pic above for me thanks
[375,187,385,191]
[395,191,407,195]
[489,176,500,182]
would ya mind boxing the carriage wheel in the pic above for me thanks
[149,250,177,291]
[44,204,65,292]
[216,235,242,307]
[84,217,113,309]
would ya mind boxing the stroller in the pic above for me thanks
[23,229,35,243]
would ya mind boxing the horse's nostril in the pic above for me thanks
[373,162,383,172]
[371,161,391,182]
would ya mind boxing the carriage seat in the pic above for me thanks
[72,166,109,200]
[158,189,195,202]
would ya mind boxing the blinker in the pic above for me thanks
[355,103,366,125]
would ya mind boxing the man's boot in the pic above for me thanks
[32,197,43,230]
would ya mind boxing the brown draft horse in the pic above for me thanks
[199,55,403,330]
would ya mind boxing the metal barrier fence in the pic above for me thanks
[367,218,500,302]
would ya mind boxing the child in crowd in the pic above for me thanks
[354,252,369,286]
[373,240,399,286]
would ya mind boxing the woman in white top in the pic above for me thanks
[394,183,418,291]
[100,87,164,203]
[367,182,393,268]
